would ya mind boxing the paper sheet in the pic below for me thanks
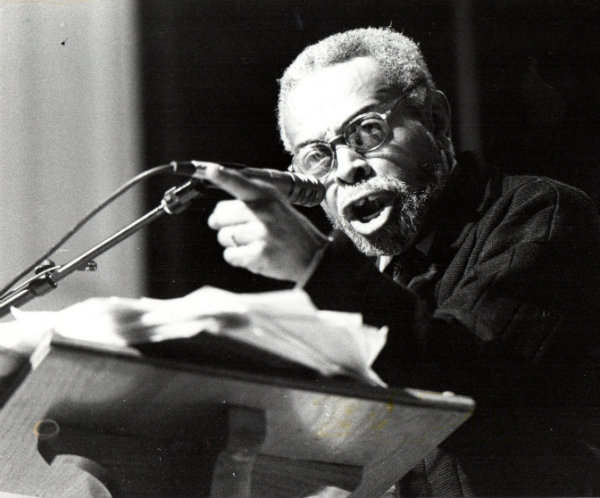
[2,287,388,386]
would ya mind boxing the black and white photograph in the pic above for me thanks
[0,1,599,496]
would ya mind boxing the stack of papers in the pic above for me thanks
[6,287,387,386]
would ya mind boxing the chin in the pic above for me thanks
[341,205,420,256]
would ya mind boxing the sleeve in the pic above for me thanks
[303,179,600,391]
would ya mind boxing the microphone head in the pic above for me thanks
[285,172,325,207]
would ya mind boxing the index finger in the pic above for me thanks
[199,162,279,202]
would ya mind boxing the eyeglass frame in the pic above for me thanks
[288,94,408,180]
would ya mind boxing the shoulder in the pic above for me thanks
[501,174,598,216]
[483,173,600,242]
[465,170,600,261]
[447,153,598,229]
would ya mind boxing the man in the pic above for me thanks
[205,28,600,496]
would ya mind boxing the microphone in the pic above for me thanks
[169,160,325,207]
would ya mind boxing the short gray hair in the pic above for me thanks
[277,27,436,153]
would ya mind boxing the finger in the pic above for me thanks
[222,242,265,271]
[216,227,238,248]
[208,199,255,229]
[216,223,267,248]
[202,162,279,202]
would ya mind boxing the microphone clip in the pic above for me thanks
[161,179,206,215]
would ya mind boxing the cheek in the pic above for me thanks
[390,119,438,153]
[377,127,441,186]
[322,191,337,216]
[321,186,341,221]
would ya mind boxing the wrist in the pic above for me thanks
[294,235,333,288]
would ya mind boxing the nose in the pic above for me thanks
[333,145,373,185]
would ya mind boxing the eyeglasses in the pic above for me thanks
[291,96,404,180]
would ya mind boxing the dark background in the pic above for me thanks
[138,0,600,299]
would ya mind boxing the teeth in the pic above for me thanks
[353,194,381,207]
[353,195,377,207]
[345,193,392,223]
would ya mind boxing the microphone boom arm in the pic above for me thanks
[0,180,205,318]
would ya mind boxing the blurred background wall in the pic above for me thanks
[0,0,144,313]
[0,0,598,310]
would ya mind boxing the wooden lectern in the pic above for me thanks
[0,337,474,497]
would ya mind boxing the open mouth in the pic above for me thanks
[344,192,395,234]
[352,195,390,221]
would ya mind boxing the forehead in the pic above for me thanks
[283,57,393,150]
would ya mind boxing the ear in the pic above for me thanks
[428,90,451,140]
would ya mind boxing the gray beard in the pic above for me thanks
[325,164,447,256]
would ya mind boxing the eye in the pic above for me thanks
[347,117,387,151]
[296,144,333,177]
[303,147,328,163]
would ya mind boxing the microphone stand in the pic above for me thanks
[0,179,205,319]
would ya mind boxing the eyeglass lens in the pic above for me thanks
[296,115,389,178]
[346,117,389,150]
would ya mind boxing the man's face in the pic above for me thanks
[283,57,452,256]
